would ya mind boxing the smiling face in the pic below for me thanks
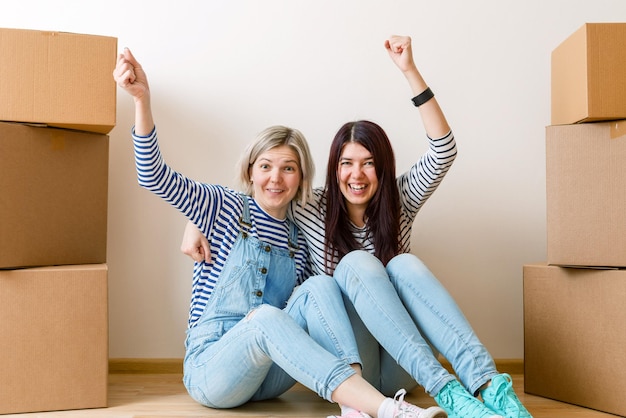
[337,142,379,226]
[249,144,302,219]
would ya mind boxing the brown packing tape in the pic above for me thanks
[610,120,626,139]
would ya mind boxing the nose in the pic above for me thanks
[270,168,282,183]
[350,165,364,179]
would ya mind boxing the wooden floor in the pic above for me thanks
[3,373,617,418]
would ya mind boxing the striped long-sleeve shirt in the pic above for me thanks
[288,130,457,275]
[132,128,311,328]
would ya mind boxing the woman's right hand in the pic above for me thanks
[181,221,211,263]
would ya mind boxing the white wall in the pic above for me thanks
[3,0,626,360]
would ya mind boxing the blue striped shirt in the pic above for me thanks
[132,128,311,328]
[288,131,457,274]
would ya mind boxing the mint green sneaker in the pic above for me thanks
[480,374,532,418]
[435,380,503,418]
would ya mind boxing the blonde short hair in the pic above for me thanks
[236,125,315,205]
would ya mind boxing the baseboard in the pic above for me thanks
[109,358,183,374]
[108,358,523,375]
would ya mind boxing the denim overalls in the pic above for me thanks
[183,196,359,408]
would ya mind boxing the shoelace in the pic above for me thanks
[438,385,494,418]
[489,374,524,416]
[393,389,422,417]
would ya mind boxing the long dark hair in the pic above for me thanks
[323,120,401,273]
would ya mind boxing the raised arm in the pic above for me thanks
[113,48,217,238]
[385,35,450,139]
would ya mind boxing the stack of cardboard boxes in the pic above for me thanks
[524,23,626,416]
[0,28,117,414]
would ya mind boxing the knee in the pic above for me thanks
[386,253,433,286]
[246,304,283,321]
[300,274,342,296]
[387,253,426,270]
[334,250,387,289]
[336,250,384,275]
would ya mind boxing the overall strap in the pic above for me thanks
[287,220,299,257]
[239,194,252,238]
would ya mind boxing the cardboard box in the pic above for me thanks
[0,264,108,414]
[551,23,626,125]
[523,263,626,416]
[546,121,626,268]
[0,122,109,269]
[0,28,117,134]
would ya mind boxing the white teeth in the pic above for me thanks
[350,184,365,191]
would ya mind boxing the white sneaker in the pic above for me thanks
[393,388,448,418]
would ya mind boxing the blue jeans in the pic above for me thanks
[183,276,360,408]
[333,250,498,396]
